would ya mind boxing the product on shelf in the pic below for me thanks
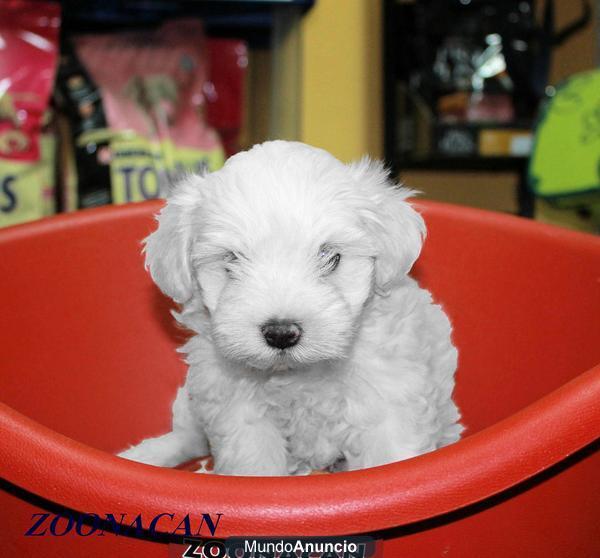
[529,69,600,215]
[205,38,248,157]
[0,1,61,228]
[55,19,231,209]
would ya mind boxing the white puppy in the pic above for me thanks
[119,141,462,475]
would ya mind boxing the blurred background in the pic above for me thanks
[1,0,599,232]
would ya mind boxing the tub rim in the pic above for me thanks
[1,365,598,536]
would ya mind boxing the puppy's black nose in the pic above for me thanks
[261,320,302,349]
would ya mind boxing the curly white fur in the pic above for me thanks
[119,141,462,475]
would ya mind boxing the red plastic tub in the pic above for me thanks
[1,200,599,557]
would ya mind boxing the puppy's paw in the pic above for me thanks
[209,422,290,476]
[213,459,288,477]
[118,442,167,466]
[117,428,211,467]
[212,445,289,476]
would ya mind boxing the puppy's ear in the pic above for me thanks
[349,157,425,293]
[143,176,202,304]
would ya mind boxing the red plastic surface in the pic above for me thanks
[1,200,599,556]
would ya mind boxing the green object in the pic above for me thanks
[528,69,600,209]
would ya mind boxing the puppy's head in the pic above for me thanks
[145,141,424,370]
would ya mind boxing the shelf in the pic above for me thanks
[60,0,314,46]
[397,156,530,173]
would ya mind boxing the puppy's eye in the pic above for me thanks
[223,251,238,264]
[319,244,341,275]
[223,251,239,273]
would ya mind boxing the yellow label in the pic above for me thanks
[109,137,225,205]
[0,135,55,228]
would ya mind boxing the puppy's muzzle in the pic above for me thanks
[261,320,302,350]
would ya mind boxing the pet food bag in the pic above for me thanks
[55,20,227,208]
[0,1,60,227]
